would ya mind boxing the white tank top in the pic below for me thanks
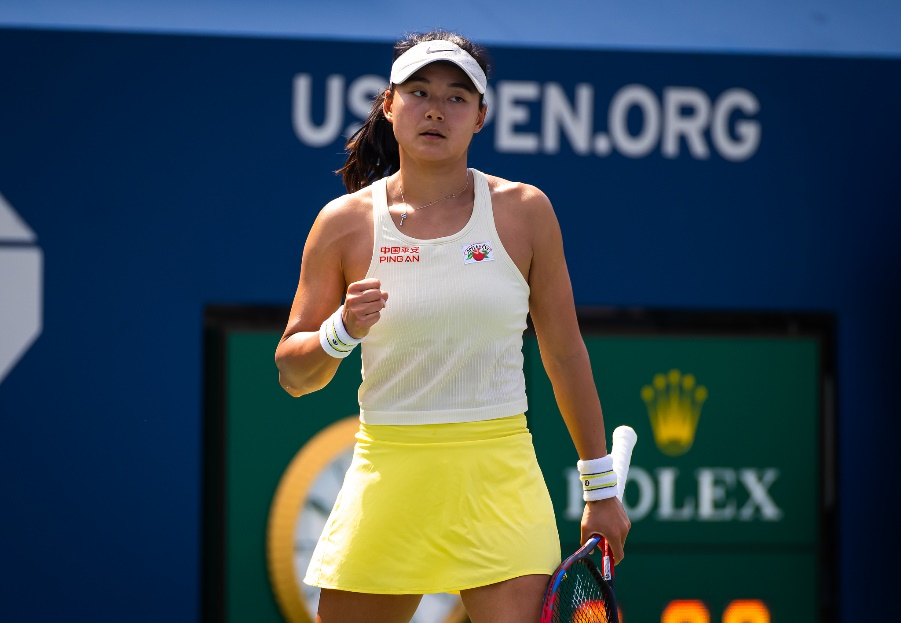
[358,169,531,425]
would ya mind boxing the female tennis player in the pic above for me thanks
[275,30,630,623]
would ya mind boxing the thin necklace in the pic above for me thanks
[398,170,470,227]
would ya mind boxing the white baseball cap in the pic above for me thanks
[389,40,487,94]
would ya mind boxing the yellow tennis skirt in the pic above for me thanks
[303,413,561,594]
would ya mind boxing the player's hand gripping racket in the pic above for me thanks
[539,426,637,623]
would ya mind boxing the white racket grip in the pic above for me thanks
[610,426,638,502]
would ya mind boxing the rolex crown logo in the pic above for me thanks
[641,369,708,456]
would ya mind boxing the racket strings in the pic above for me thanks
[553,560,617,623]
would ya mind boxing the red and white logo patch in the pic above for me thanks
[462,241,494,264]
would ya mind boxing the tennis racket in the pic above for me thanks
[539,426,637,623]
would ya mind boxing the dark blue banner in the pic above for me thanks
[1,28,898,621]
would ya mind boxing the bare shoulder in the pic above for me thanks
[481,173,560,281]
[484,173,558,224]
[301,184,375,285]
[312,185,374,245]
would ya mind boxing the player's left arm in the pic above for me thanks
[524,187,631,561]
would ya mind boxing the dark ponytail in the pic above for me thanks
[336,90,399,193]
[337,30,492,193]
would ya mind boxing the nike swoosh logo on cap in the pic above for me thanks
[426,46,456,54]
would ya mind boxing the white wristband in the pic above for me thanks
[319,306,364,359]
[577,455,618,501]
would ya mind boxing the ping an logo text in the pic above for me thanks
[379,246,420,263]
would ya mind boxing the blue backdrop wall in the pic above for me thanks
[1,28,899,621]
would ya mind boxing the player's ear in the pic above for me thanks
[474,103,488,133]
[382,89,395,123]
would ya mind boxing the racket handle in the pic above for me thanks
[602,537,615,582]
[611,426,637,502]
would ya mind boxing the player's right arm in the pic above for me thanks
[275,196,387,397]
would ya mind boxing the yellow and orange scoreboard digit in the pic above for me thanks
[527,311,836,623]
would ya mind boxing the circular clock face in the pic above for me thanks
[294,443,353,617]
[268,416,467,623]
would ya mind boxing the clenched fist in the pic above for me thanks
[342,278,389,338]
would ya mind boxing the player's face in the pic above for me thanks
[384,62,487,163]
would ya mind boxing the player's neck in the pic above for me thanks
[395,158,470,204]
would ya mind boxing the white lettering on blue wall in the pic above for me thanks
[292,74,761,161]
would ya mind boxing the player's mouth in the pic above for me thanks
[420,129,445,138]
